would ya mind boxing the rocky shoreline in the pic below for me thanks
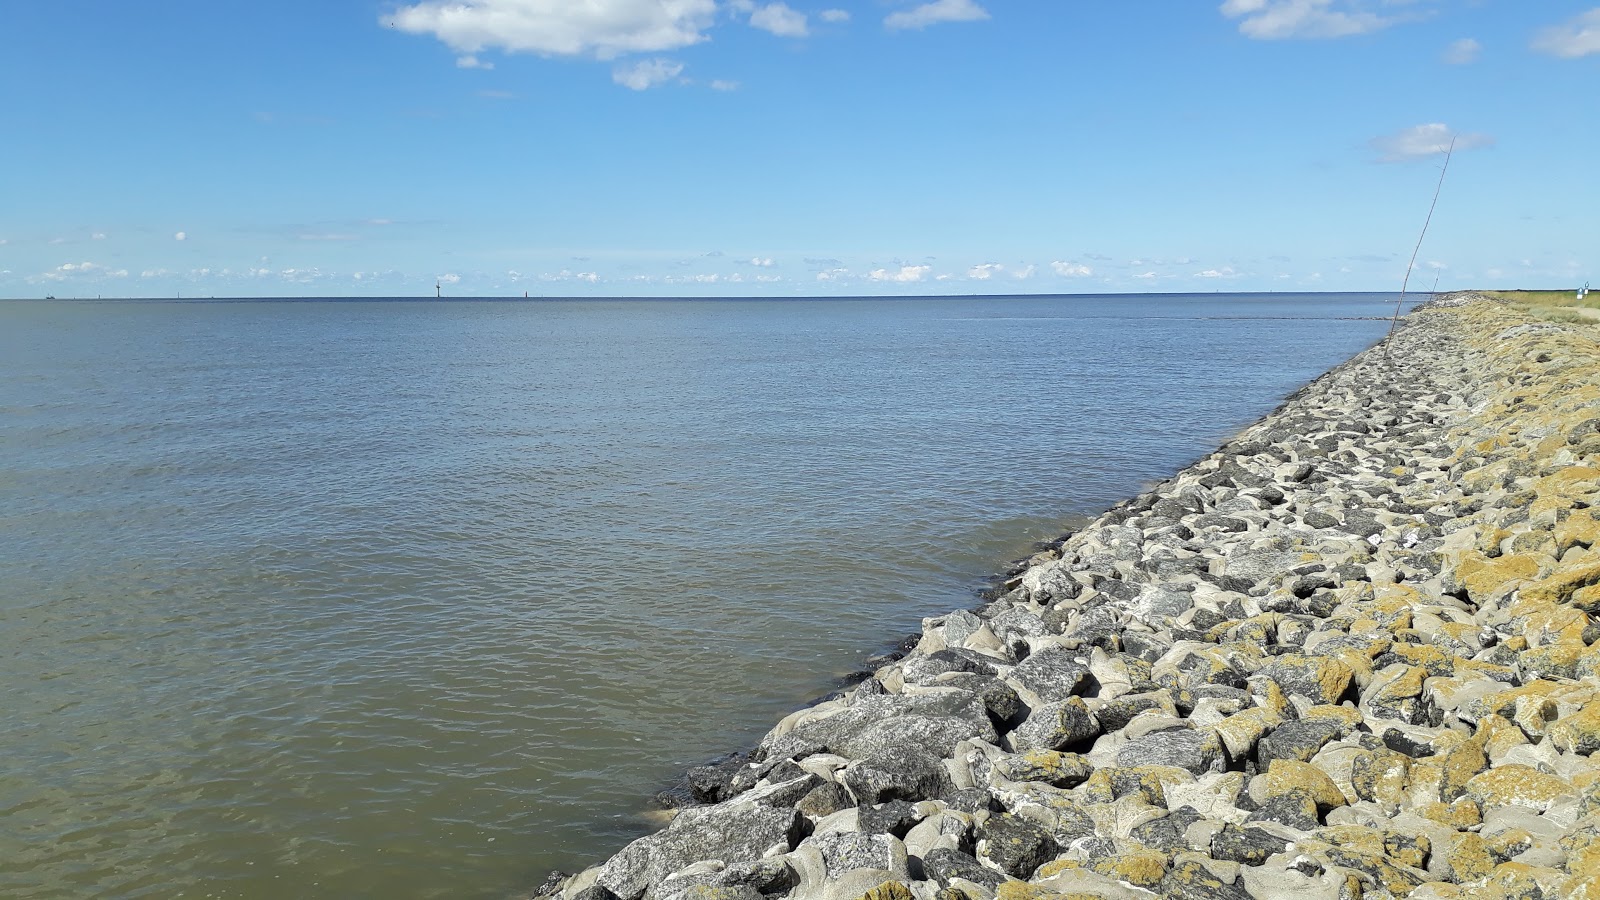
[540,295,1600,900]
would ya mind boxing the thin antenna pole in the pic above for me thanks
[1385,137,1455,354]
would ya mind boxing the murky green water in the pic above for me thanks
[0,294,1401,898]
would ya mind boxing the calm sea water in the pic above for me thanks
[1,293,1403,898]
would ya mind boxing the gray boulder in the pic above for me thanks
[1009,698,1100,752]
[841,745,954,804]
[1115,727,1226,775]
[597,802,807,900]
[1007,646,1090,703]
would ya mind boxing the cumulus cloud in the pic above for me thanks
[746,257,775,267]
[391,0,717,59]
[439,273,462,283]
[174,231,187,241]
[868,264,931,282]
[816,267,849,281]
[710,79,739,91]
[1442,37,1480,64]
[1219,0,1396,40]
[456,54,494,69]
[58,261,101,273]
[749,2,808,37]
[92,232,107,240]
[1196,266,1239,278]
[968,263,1003,280]
[613,57,684,89]
[885,0,989,31]
[142,269,169,278]
[1051,261,1093,277]
[820,9,850,23]
[1532,9,1600,58]
[1370,123,1494,162]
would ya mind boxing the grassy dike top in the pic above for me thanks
[545,295,1600,900]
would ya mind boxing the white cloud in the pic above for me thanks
[1219,0,1395,40]
[1532,9,1600,59]
[391,0,717,60]
[1442,37,1480,64]
[749,2,808,37]
[868,264,931,282]
[1134,271,1157,280]
[817,267,850,281]
[709,79,739,91]
[1370,123,1493,162]
[885,0,989,31]
[820,9,850,23]
[456,54,495,69]
[142,269,169,278]
[174,231,187,241]
[92,232,107,240]
[439,273,462,284]
[1051,260,1093,277]
[108,269,128,278]
[613,57,684,89]
[1196,266,1239,278]
[1013,264,1036,279]
[968,263,1003,280]
[0,238,8,245]
[747,257,775,267]
[58,261,101,273]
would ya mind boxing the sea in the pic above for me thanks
[0,293,1408,898]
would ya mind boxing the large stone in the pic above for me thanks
[1115,727,1226,775]
[990,749,1095,789]
[919,848,1006,890]
[833,712,996,761]
[1244,790,1319,832]
[1210,823,1290,865]
[1159,859,1253,900]
[1257,719,1342,767]
[1009,697,1100,752]
[597,803,806,900]
[841,745,955,805]
[1255,655,1355,706]
[1007,646,1091,703]
[975,812,1059,879]
[1262,760,1348,814]
[807,831,909,878]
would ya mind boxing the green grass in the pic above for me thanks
[1479,289,1600,310]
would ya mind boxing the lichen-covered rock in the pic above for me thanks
[1464,765,1576,813]
[1256,654,1355,706]
[1263,759,1348,814]
[975,812,1059,879]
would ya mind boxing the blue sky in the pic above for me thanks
[2,0,1596,298]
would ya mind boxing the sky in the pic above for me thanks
[2,0,1597,298]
